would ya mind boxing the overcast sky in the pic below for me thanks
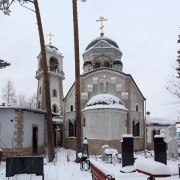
[0,0,180,120]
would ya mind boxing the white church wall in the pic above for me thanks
[130,83,144,112]
[82,109,127,140]
[0,109,15,148]
[147,125,170,143]
[0,108,45,149]
[23,111,44,148]
[65,89,76,112]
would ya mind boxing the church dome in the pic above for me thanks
[85,37,119,50]
[82,94,127,111]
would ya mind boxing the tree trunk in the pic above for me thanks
[34,0,55,162]
[72,0,82,161]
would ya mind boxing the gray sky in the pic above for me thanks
[0,0,180,120]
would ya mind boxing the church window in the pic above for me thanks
[49,57,58,72]
[83,118,86,127]
[52,104,58,113]
[104,61,110,67]
[95,62,101,69]
[68,121,74,137]
[136,104,139,112]
[70,105,73,112]
[53,89,57,97]
[74,120,76,137]
[133,120,140,137]
[38,101,41,109]
[39,86,41,94]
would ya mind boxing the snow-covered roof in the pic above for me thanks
[46,45,61,55]
[146,116,175,126]
[0,106,61,117]
[0,106,46,114]
[82,94,128,111]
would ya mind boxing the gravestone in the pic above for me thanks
[121,134,134,167]
[101,144,109,161]
[154,135,167,165]
[168,126,179,159]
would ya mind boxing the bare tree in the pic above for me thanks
[167,76,180,101]
[0,0,55,162]
[17,94,27,106]
[2,80,17,106]
[27,93,37,108]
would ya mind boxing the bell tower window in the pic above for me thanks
[70,105,73,112]
[39,87,41,94]
[52,104,58,113]
[49,57,58,71]
[53,89,57,97]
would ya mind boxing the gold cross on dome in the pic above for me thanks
[47,33,54,44]
[96,16,108,37]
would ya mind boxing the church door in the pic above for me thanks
[32,126,38,154]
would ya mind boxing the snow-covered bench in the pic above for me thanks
[136,159,171,180]
[90,158,115,180]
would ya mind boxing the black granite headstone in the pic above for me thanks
[6,156,44,177]
[154,136,167,165]
[121,135,134,167]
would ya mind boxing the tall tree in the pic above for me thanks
[0,0,55,162]
[2,80,17,106]
[27,93,37,108]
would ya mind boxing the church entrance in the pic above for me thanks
[53,124,63,147]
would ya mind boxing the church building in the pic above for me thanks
[63,18,146,153]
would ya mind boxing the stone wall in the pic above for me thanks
[64,138,76,150]
[1,145,45,161]
[64,137,144,155]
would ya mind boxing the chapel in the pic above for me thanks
[63,27,146,153]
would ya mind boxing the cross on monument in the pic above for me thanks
[96,16,108,37]
[100,75,110,92]
[47,33,54,45]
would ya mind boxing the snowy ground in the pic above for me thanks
[0,148,179,180]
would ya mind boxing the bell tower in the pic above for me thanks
[35,45,65,115]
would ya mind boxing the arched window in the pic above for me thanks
[70,105,73,112]
[83,118,86,127]
[52,104,58,113]
[38,101,41,109]
[95,62,101,69]
[74,120,76,137]
[68,121,74,137]
[133,120,140,137]
[39,86,41,94]
[52,89,57,97]
[136,104,139,112]
[49,57,58,71]
[104,61,110,67]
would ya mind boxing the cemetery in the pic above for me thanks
[79,128,179,180]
